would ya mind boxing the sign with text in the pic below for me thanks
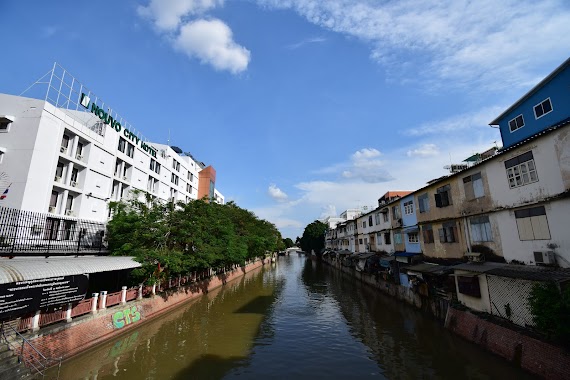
[0,275,89,320]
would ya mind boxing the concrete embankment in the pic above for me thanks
[24,259,267,366]
[320,257,570,380]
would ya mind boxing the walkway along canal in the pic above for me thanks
[49,256,534,379]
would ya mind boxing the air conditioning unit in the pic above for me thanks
[65,210,74,216]
[71,181,78,187]
[76,154,83,160]
[534,251,556,265]
[60,146,66,153]
[49,206,56,213]
[54,176,62,182]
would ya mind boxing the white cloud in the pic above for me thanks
[256,0,570,90]
[268,184,289,202]
[287,36,327,49]
[174,19,251,74]
[407,143,439,157]
[341,148,391,183]
[320,204,337,219]
[405,106,505,136]
[137,1,250,74]
[137,0,223,31]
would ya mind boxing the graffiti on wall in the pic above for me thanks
[112,306,141,329]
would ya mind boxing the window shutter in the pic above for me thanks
[464,181,475,200]
[435,193,442,208]
[438,228,445,243]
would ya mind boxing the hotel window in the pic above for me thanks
[70,168,78,184]
[374,213,381,225]
[172,159,180,172]
[407,232,419,243]
[55,162,64,181]
[49,191,58,208]
[118,137,126,153]
[368,215,373,227]
[114,159,122,177]
[65,194,73,213]
[170,188,177,200]
[422,225,434,244]
[435,185,452,208]
[76,142,84,159]
[384,232,391,245]
[534,98,552,119]
[515,206,550,240]
[126,142,135,158]
[0,151,4,164]
[404,201,414,215]
[147,176,153,192]
[171,173,179,185]
[505,151,538,188]
[438,222,457,243]
[362,221,367,228]
[0,122,10,132]
[508,114,524,132]
[463,172,484,200]
[418,193,429,213]
[150,159,161,174]
[186,183,192,194]
[188,172,193,182]
[61,134,70,150]
[470,216,492,242]
[382,211,389,222]
[359,239,363,244]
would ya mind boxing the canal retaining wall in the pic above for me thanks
[445,307,570,380]
[322,258,570,379]
[22,259,267,365]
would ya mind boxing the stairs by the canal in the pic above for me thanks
[0,340,32,380]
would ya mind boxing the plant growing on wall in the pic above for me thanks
[528,282,570,343]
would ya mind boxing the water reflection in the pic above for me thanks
[51,257,535,380]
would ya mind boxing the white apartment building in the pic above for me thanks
[0,65,224,222]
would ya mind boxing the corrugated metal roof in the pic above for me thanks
[453,262,570,282]
[405,263,453,275]
[0,256,141,284]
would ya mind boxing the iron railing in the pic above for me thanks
[0,206,108,256]
[0,322,62,379]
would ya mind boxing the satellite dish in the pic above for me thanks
[171,146,183,154]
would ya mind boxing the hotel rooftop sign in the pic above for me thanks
[80,93,157,158]
[21,62,158,159]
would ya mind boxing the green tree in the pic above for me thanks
[528,282,570,342]
[283,238,295,248]
[299,220,327,257]
[107,194,284,285]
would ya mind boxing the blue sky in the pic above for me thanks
[1,0,569,239]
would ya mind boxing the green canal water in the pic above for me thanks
[50,256,535,379]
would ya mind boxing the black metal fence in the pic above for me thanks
[0,206,108,256]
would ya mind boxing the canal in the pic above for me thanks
[51,256,534,379]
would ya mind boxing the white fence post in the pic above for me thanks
[32,310,41,332]
[100,291,108,309]
[121,286,127,304]
[66,303,72,323]
[91,293,99,314]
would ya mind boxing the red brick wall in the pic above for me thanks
[445,307,570,379]
[26,260,266,363]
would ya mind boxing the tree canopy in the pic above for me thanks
[107,193,284,285]
[282,238,295,248]
[299,220,327,256]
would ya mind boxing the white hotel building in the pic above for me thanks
[0,64,224,222]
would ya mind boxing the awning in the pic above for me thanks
[0,256,141,284]
[403,226,419,233]
[394,251,421,257]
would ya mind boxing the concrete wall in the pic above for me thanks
[446,307,570,380]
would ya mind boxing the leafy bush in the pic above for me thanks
[528,282,570,342]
